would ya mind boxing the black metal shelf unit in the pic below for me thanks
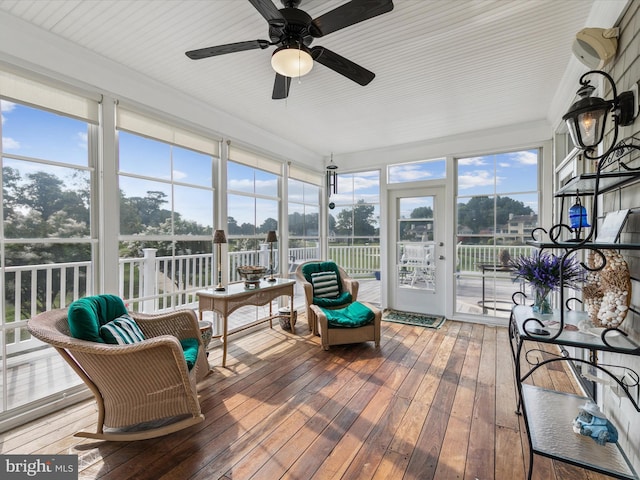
[511,136,640,479]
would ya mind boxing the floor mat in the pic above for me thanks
[382,309,446,329]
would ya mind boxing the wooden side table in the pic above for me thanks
[196,278,295,367]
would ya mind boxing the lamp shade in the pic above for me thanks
[213,229,227,244]
[271,45,313,78]
[562,83,611,149]
[266,230,278,243]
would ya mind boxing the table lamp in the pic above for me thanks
[213,229,227,291]
[266,230,277,282]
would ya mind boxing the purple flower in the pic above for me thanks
[510,251,584,292]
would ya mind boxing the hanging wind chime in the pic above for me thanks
[326,153,337,209]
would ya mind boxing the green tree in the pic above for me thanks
[410,206,433,219]
[228,216,241,235]
[333,200,378,240]
[3,169,91,317]
[457,196,533,234]
[259,217,278,233]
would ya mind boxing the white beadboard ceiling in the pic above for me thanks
[0,0,627,157]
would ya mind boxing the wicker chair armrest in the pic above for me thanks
[301,281,314,302]
[342,277,359,301]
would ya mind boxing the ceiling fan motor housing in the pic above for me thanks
[270,7,314,46]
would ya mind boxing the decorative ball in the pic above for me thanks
[198,320,213,350]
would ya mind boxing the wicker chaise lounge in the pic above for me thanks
[27,295,212,441]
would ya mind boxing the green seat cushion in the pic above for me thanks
[313,291,352,308]
[321,301,375,328]
[68,294,128,342]
[100,314,145,344]
[180,338,199,370]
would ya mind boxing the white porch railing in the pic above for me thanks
[2,243,535,356]
[328,245,381,277]
[3,261,92,355]
[456,244,535,273]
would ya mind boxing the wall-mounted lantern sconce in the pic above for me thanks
[213,229,227,291]
[562,70,638,160]
[326,153,338,197]
[266,230,278,282]
[568,195,590,241]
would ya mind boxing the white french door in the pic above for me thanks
[388,187,445,315]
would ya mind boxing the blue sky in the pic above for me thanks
[2,101,539,227]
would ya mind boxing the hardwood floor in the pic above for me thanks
[2,317,609,480]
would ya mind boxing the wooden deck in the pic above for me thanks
[2,313,610,480]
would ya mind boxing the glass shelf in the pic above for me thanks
[521,384,638,479]
[512,305,640,354]
[554,171,640,197]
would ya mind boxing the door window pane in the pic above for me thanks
[397,196,436,291]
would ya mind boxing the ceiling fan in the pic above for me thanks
[185,0,394,99]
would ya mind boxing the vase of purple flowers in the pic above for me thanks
[510,251,584,314]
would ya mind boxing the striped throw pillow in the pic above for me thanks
[100,314,145,345]
[311,271,340,298]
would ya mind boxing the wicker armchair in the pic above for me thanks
[27,298,212,441]
[296,261,380,350]
[296,260,359,334]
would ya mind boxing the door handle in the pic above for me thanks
[439,255,445,260]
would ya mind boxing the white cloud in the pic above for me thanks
[173,169,187,180]
[458,170,503,190]
[1,101,16,126]
[515,151,538,165]
[390,165,433,182]
[1,101,16,113]
[352,175,379,190]
[76,131,88,149]
[458,157,486,166]
[227,178,278,191]
[228,179,252,190]
[2,137,20,150]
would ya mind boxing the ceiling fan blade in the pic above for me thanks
[248,0,286,28]
[272,74,291,100]
[310,0,394,37]
[311,47,375,86]
[185,40,270,60]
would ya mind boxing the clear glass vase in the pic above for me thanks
[532,287,552,314]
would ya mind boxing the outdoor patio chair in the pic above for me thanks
[27,294,212,441]
[400,243,435,288]
[296,261,380,350]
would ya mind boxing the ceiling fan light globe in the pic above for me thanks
[271,46,313,77]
